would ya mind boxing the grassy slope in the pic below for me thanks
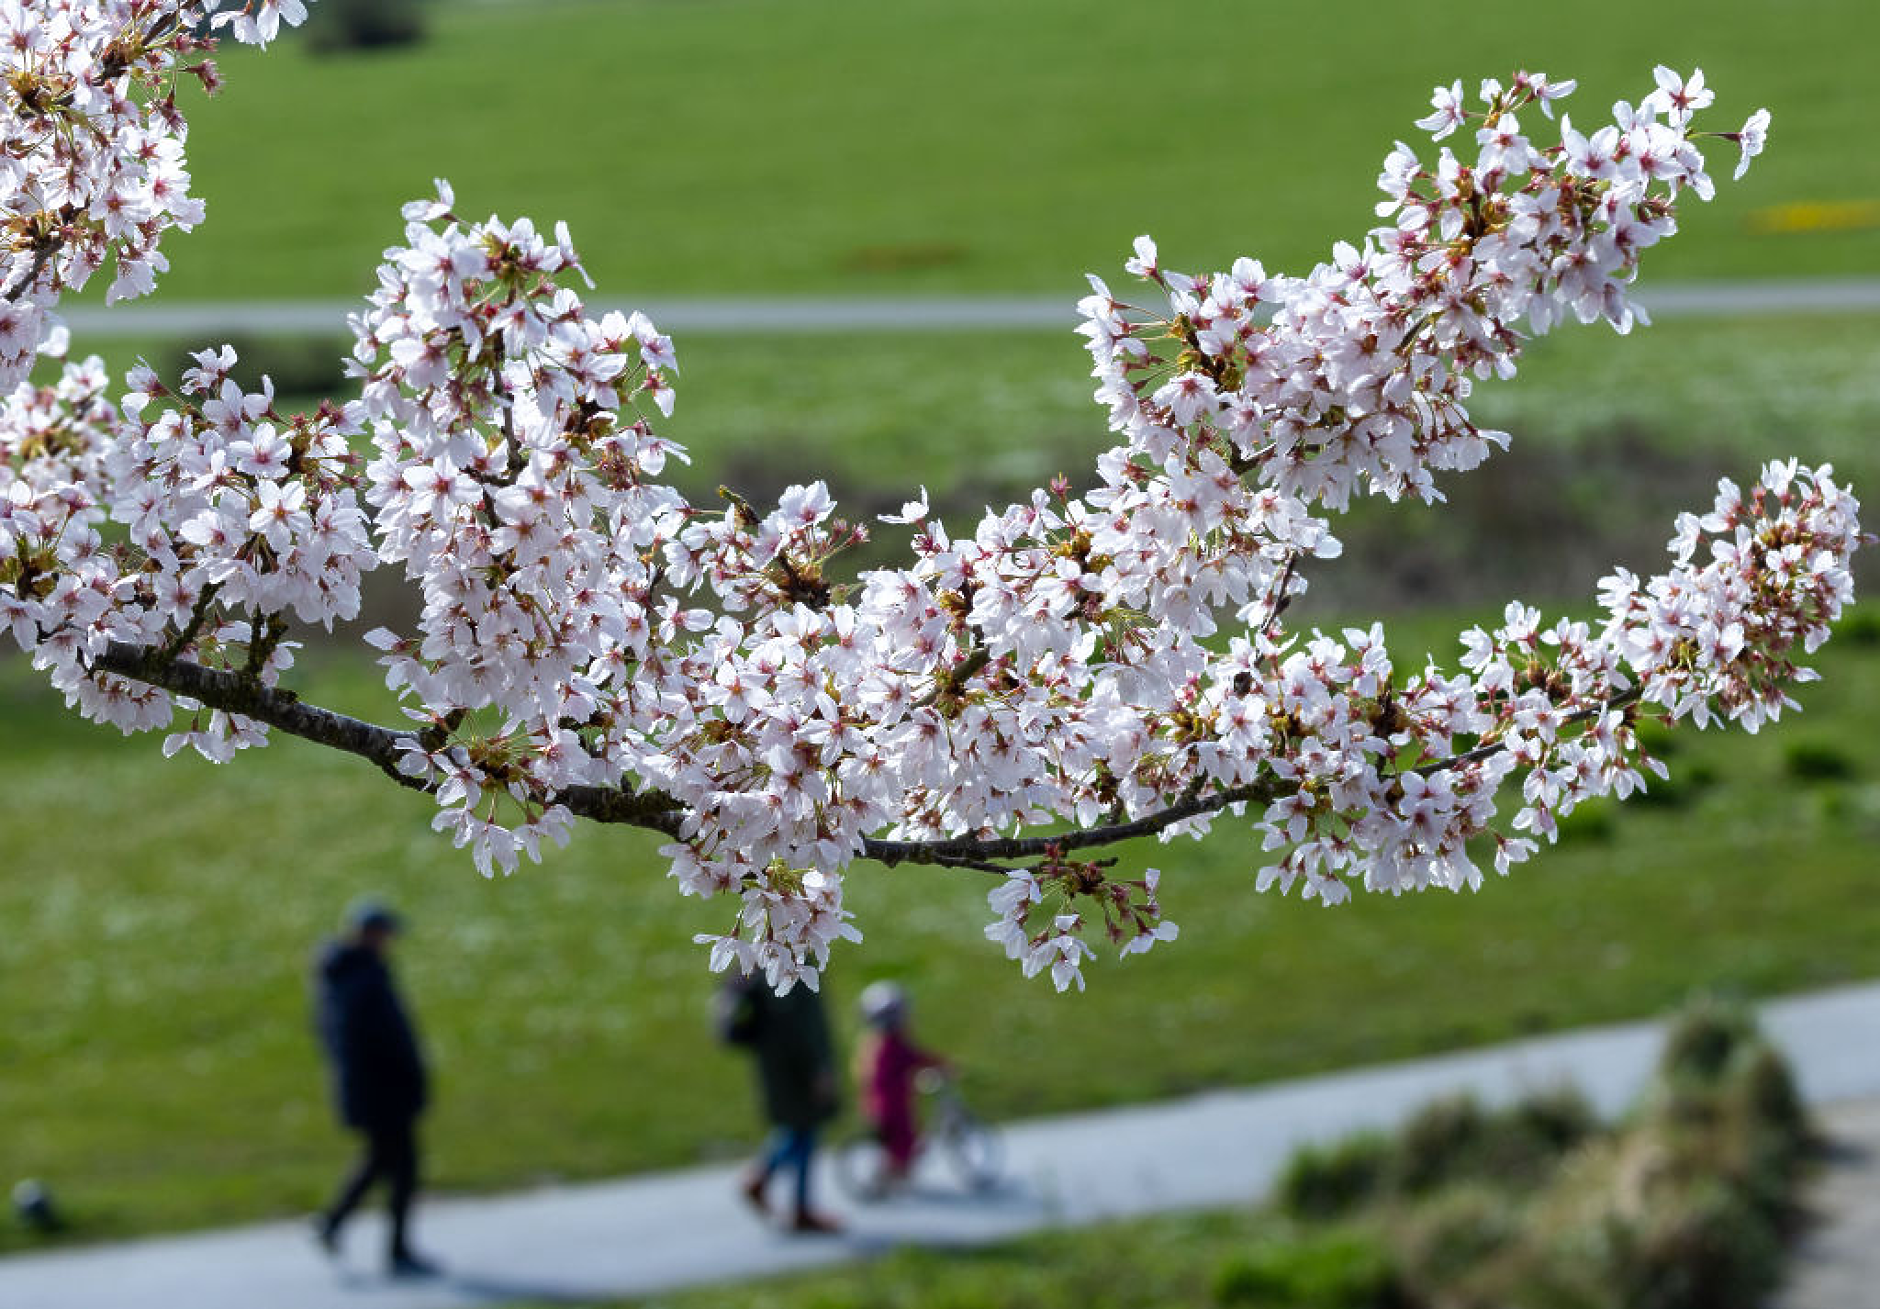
[151,0,1880,302]
[2,605,1876,1248]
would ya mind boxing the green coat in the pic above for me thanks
[749,982,839,1131]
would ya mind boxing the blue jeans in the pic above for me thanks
[759,1127,819,1213]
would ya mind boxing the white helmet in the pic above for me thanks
[859,980,908,1028]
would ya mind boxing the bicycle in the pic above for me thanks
[833,1070,1005,1201]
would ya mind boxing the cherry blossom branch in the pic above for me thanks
[83,640,1279,857]
[87,640,691,831]
[83,634,1644,878]
[864,780,1281,867]
[866,683,1648,870]
[157,582,223,667]
[4,37,1848,994]
[90,640,431,793]
[1,244,57,305]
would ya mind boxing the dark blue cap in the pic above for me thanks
[346,899,404,934]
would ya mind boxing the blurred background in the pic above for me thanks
[4,0,1879,1274]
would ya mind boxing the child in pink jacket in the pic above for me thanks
[855,982,947,1182]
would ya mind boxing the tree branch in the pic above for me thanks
[862,684,1647,868]
[861,777,1284,869]
[92,639,430,792]
[2,242,56,304]
[82,640,1645,876]
[158,581,221,666]
[87,641,688,833]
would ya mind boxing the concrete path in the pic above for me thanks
[52,276,1880,340]
[7,981,1880,1308]
[1774,1098,1880,1309]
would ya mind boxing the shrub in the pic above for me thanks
[1505,1085,1599,1157]
[1655,994,1757,1086]
[304,0,428,52]
[1376,1009,1809,1309]
[1278,1086,1598,1228]
[1390,1088,1595,1196]
[1391,1095,1489,1194]
[1839,607,1880,647]
[1609,1179,1783,1309]
[1607,1014,1810,1306]
[1735,1042,1810,1153]
[1631,761,1717,810]
[1390,1184,1521,1297]
[1491,1131,1790,1309]
[1276,1132,1394,1220]
[1784,738,1857,782]
[1718,1044,1814,1230]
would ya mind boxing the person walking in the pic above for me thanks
[733,973,843,1233]
[310,901,438,1277]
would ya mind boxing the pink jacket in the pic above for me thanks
[860,1029,940,1124]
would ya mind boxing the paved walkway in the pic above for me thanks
[52,277,1880,339]
[7,981,1880,1308]
[1774,1098,1880,1309]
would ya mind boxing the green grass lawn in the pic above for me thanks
[2,598,1876,1250]
[145,0,1880,304]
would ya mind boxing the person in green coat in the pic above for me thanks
[737,976,842,1233]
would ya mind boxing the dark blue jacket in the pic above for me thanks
[313,941,428,1130]
[748,982,839,1132]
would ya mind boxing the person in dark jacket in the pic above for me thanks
[736,974,842,1233]
[311,901,437,1276]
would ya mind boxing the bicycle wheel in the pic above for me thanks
[941,1112,1004,1192]
[833,1130,893,1203]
